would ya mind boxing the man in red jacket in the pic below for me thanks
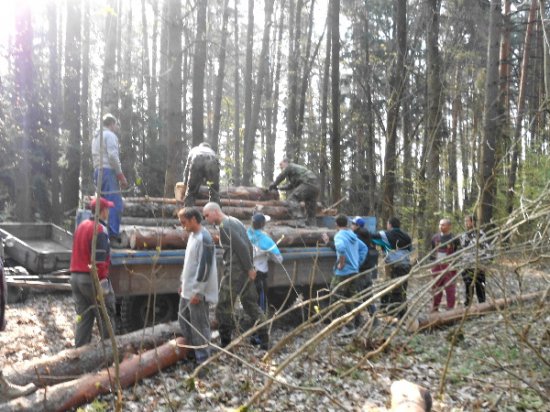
[70,197,116,347]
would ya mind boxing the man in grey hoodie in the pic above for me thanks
[177,207,218,366]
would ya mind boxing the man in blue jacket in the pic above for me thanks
[330,214,368,330]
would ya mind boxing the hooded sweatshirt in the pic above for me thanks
[333,229,368,276]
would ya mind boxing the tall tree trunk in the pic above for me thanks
[422,0,443,250]
[164,0,183,195]
[81,0,93,196]
[241,0,255,184]
[120,1,135,189]
[506,0,538,214]
[102,0,119,114]
[232,0,241,185]
[381,0,407,222]
[62,0,82,218]
[191,0,207,148]
[264,1,285,186]
[363,5,376,214]
[319,11,331,204]
[47,2,62,223]
[13,3,34,222]
[478,0,502,225]
[296,0,318,143]
[210,0,230,152]
[330,0,341,204]
[285,0,303,160]
[243,0,275,186]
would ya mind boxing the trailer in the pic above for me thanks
[0,221,338,332]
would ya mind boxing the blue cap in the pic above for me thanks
[351,216,365,228]
[252,213,270,225]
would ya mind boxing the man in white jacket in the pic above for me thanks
[177,207,218,367]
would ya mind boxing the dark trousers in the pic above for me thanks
[461,269,486,306]
[288,183,319,221]
[184,156,220,206]
[380,265,409,319]
[215,269,267,346]
[70,273,116,347]
[330,273,363,326]
[255,271,269,313]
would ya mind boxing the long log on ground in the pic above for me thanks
[127,225,335,250]
[0,338,187,412]
[411,291,547,332]
[173,184,279,201]
[6,279,72,291]
[5,321,180,387]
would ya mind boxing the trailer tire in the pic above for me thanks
[119,294,179,333]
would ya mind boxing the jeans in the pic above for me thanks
[93,168,124,237]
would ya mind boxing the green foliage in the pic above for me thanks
[76,399,109,412]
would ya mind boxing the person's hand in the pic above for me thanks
[268,183,277,191]
[190,294,202,305]
[321,233,329,244]
[117,173,129,189]
[248,268,257,281]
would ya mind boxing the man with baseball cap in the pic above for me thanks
[69,197,117,347]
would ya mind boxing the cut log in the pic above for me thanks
[5,321,180,387]
[121,217,180,227]
[6,279,71,292]
[0,338,187,412]
[123,202,179,218]
[174,183,280,201]
[126,225,335,250]
[410,291,547,332]
[390,380,432,412]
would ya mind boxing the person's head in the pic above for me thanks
[279,158,289,170]
[89,197,114,221]
[439,218,452,235]
[335,214,349,229]
[252,213,270,230]
[178,207,202,233]
[199,142,211,149]
[387,217,401,230]
[464,214,476,230]
[102,113,119,132]
[351,216,365,231]
[202,202,223,225]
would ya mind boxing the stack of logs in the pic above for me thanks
[115,185,337,250]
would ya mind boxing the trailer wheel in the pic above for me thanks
[119,294,179,333]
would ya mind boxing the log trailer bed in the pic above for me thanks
[0,221,338,333]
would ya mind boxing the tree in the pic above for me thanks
[191,0,207,148]
[478,0,502,225]
[330,0,341,204]
[163,0,183,196]
[380,0,407,222]
[62,0,82,218]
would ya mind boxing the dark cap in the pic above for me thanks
[252,213,270,225]
[351,216,365,228]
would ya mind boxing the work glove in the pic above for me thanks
[268,183,277,191]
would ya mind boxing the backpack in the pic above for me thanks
[379,231,411,268]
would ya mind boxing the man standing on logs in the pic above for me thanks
[69,197,117,347]
[177,207,218,369]
[202,202,269,350]
[182,142,221,207]
[92,113,128,242]
[268,158,320,226]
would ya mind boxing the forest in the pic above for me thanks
[0,0,548,244]
[1,0,550,411]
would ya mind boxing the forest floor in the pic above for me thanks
[1,259,549,412]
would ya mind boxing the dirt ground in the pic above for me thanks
[1,261,549,411]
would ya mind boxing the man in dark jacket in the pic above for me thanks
[202,202,268,350]
[371,217,412,319]
[269,158,319,225]
[182,142,221,207]
[350,217,378,316]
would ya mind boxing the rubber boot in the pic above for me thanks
[0,371,37,402]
